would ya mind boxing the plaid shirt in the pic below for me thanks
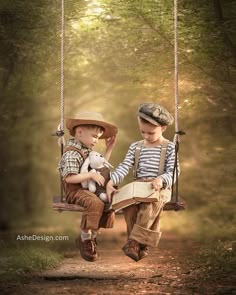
[58,139,91,178]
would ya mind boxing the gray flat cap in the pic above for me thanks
[137,103,174,126]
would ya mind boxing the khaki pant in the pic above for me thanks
[67,189,115,230]
[123,192,170,247]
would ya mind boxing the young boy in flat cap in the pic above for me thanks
[107,103,178,262]
[59,111,118,262]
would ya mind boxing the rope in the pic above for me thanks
[59,0,65,202]
[51,0,65,148]
[173,0,179,144]
[52,0,65,148]
[171,0,181,204]
[60,0,65,133]
[57,124,66,147]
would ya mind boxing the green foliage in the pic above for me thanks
[196,241,236,280]
[0,226,78,282]
[0,246,62,282]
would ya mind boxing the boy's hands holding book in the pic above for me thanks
[106,180,119,203]
[151,177,163,191]
[111,182,158,212]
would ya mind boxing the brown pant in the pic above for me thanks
[67,189,115,230]
[123,193,169,247]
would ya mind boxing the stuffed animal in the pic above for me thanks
[80,151,113,203]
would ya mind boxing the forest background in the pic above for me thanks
[0,0,235,278]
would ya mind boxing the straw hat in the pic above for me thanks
[66,111,118,139]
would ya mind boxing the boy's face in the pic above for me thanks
[74,126,103,148]
[138,117,166,144]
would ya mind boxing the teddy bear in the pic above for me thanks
[80,151,113,203]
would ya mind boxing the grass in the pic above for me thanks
[0,246,63,283]
[0,210,84,283]
[0,228,77,283]
[162,206,236,283]
[195,240,236,282]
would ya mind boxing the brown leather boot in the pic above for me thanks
[75,236,98,262]
[122,240,140,262]
[139,244,149,260]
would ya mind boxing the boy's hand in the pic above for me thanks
[105,135,117,151]
[106,180,118,203]
[89,172,105,186]
[151,177,163,191]
[104,135,117,161]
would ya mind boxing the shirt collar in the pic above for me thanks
[68,138,91,152]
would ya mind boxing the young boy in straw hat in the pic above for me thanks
[107,103,179,262]
[59,111,118,262]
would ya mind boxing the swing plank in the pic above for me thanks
[53,196,84,212]
[53,196,186,212]
[163,198,186,211]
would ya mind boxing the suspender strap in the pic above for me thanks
[158,139,169,176]
[63,146,87,160]
[133,140,144,179]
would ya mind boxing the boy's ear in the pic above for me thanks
[75,126,82,136]
[161,126,167,132]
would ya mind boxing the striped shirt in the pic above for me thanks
[58,139,91,178]
[111,140,179,187]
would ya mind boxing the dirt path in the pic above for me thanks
[1,217,235,295]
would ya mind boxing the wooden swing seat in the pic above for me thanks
[52,196,186,213]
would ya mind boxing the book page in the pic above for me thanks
[133,182,155,197]
[112,181,156,206]
[112,182,134,205]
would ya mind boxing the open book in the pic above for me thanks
[111,182,159,212]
